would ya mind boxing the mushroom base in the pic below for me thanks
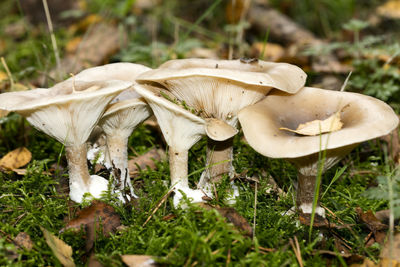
[66,144,112,203]
[296,173,325,218]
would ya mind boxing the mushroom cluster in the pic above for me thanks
[0,57,397,219]
[136,58,307,203]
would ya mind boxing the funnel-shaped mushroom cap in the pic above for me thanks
[0,80,132,146]
[137,58,306,126]
[70,62,152,102]
[239,87,399,165]
[134,84,206,152]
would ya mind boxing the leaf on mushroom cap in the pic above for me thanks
[238,86,399,159]
[0,79,132,146]
[136,58,306,127]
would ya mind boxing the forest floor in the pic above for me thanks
[1,0,400,266]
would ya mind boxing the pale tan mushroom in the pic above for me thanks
[136,58,307,198]
[134,83,236,206]
[0,79,131,203]
[238,87,399,221]
[71,63,152,198]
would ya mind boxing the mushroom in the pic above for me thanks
[70,63,152,198]
[0,79,132,203]
[238,86,399,221]
[136,58,307,197]
[134,83,235,207]
[98,99,151,198]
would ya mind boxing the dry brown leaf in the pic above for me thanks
[128,148,166,176]
[0,71,7,82]
[351,258,400,267]
[41,227,75,267]
[0,147,32,171]
[280,109,344,136]
[88,253,103,267]
[65,37,83,54]
[0,109,9,119]
[356,207,388,246]
[377,0,400,19]
[44,23,124,83]
[226,0,251,24]
[68,14,103,35]
[251,42,285,62]
[60,200,120,252]
[121,255,157,267]
[380,233,400,262]
[199,203,253,237]
[186,47,219,59]
[14,232,33,251]
[11,83,29,92]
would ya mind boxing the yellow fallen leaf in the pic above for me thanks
[41,227,75,267]
[0,71,8,82]
[65,37,82,54]
[252,42,285,62]
[12,83,28,92]
[377,0,400,19]
[280,107,346,136]
[0,109,9,119]
[121,255,156,267]
[0,147,32,170]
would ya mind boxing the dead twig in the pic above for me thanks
[289,236,304,267]
[142,187,174,227]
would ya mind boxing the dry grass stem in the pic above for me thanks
[142,187,174,227]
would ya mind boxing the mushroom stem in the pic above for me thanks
[106,133,136,197]
[198,137,234,188]
[169,147,189,188]
[296,172,324,217]
[65,143,91,201]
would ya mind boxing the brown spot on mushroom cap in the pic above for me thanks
[238,87,399,159]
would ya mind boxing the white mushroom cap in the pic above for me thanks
[71,62,151,83]
[70,62,152,102]
[136,58,307,127]
[0,80,132,147]
[238,86,399,172]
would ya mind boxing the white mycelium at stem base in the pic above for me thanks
[0,79,132,203]
[136,58,307,195]
[134,84,208,206]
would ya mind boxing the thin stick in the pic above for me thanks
[253,181,257,240]
[1,57,14,90]
[289,237,304,267]
[340,71,352,92]
[142,187,174,227]
[226,247,231,267]
[42,0,62,80]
